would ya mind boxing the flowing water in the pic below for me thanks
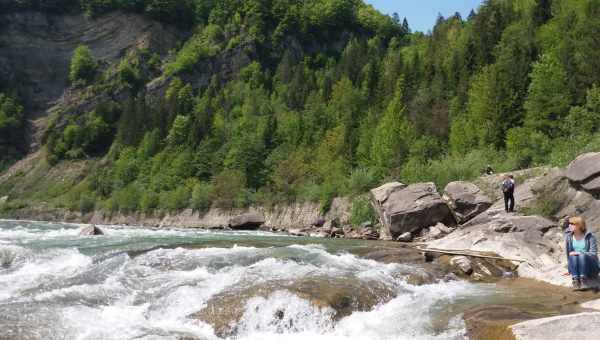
[0,220,563,340]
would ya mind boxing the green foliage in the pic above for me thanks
[159,185,191,211]
[190,181,213,211]
[347,167,379,195]
[506,127,551,168]
[7,0,600,218]
[140,190,159,213]
[350,196,376,226]
[0,93,25,164]
[69,45,97,84]
[210,169,248,208]
[47,111,113,162]
[400,148,517,190]
[370,79,415,173]
[523,51,572,138]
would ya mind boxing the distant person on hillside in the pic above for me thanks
[485,164,494,175]
[501,175,515,213]
[563,216,599,290]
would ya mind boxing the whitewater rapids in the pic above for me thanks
[0,220,507,340]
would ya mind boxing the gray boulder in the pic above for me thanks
[228,213,265,230]
[371,182,456,239]
[443,181,492,223]
[511,312,600,340]
[566,152,600,194]
[79,225,104,236]
[566,152,600,182]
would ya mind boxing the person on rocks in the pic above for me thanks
[563,216,599,290]
[501,175,515,213]
[485,164,494,175]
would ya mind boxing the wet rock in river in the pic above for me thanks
[79,225,104,236]
[396,232,413,242]
[190,278,396,338]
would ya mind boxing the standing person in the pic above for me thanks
[564,217,599,290]
[502,175,515,213]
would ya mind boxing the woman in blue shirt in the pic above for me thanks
[565,217,599,290]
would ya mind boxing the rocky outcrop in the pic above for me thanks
[79,225,104,236]
[371,182,455,240]
[228,213,265,230]
[510,312,600,340]
[443,181,492,224]
[87,197,353,231]
[427,213,568,286]
[529,168,600,233]
[0,11,178,112]
[566,152,600,194]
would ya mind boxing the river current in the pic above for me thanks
[0,220,529,340]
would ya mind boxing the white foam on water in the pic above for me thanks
[231,281,476,340]
[0,248,92,301]
[0,221,503,340]
[236,290,336,337]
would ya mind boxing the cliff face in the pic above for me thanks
[0,11,179,148]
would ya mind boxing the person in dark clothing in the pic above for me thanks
[485,164,494,175]
[502,175,515,213]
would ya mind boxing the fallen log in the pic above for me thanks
[412,245,527,263]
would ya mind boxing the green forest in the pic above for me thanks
[1,0,600,218]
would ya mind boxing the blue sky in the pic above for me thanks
[365,0,484,32]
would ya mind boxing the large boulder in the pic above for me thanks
[566,152,600,193]
[228,213,265,230]
[443,181,492,223]
[79,225,104,236]
[370,182,456,239]
[510,312,600,340]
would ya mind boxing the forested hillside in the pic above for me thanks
[1,0,599,218]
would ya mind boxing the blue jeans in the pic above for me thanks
[568,254,600,279]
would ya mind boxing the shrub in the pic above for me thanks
[190,182,213,211]
[210,169,247,208]
[350,196,376,226]
[506,127,551,168]
[69,45,97,84]
[78,193,96,214]
[159,186,191,211]
[113,184,141,212]
[140,190,159,213]
[400,148,518,189]
[347,167,379,195]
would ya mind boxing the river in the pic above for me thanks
[0,219,579,340]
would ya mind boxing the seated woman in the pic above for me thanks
[565,217,599,289]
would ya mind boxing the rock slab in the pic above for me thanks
[371,182,456,239]
[511,312,600,340]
